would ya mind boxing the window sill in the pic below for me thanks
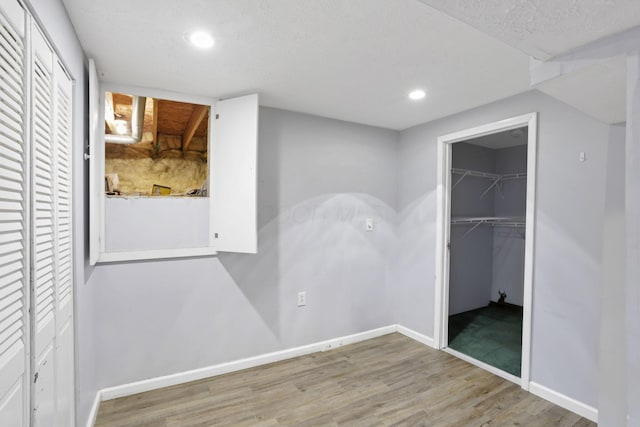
[97,247,218,263]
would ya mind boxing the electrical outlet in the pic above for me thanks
[297,291,306,307]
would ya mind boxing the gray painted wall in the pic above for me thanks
[397,90,608,408]
[491,144,527,306]
[449,143,495,315]
[83,107,399,410]
[598,124,626,425]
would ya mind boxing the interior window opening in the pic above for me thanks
[104,92,210,197]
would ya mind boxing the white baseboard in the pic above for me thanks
[396,325,435,348]
[529,382,598,423]
[99,325,397,401]
[85,391,102,427]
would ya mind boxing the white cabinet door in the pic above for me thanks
[212,93,259,253]
[88,59,100,265]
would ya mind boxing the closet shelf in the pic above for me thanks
[451,168,527,199]
[451,216,525,238]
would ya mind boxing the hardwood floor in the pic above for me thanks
[95,333,595,426]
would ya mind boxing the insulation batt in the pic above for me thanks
[105,157,207,195]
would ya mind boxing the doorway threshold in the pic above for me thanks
[443,347,521,386]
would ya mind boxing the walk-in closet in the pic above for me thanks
[446,127,529,378]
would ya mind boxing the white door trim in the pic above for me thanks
[433,112,538,390]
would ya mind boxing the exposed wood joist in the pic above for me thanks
[182,105,208,151]
[152,98,158,147]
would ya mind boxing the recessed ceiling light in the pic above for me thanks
[409,89,426,100]
[185,30,215,49]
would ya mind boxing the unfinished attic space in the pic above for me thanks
[104,92,209,196]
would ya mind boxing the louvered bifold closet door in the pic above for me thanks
[52,60,74,427]
[53,62,71,324]
[0,1,27,425]
[30,24,56,425]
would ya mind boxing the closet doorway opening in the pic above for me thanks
[434,113,537,389]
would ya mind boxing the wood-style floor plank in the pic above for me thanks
[95,333,595,427]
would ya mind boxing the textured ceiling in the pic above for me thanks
[417,0,640,60]
[62,0,531,130]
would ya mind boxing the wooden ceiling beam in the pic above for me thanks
[182,105,208,151]
[152,98,158,147]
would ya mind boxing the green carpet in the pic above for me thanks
[448,303,523,377]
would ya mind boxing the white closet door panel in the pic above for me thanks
[30,26,51,73]
[55,320,73,427]
[31,24,55,360]
[33,343,54,427]
[0,64,22,103]
[0,345,23,406]
[53,61,72,320]
[0,0,24,37]
[0,380,23,427]
[0,3,26,426]
[0,35,23,72]
[52,60,75,426]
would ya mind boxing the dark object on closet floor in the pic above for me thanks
[497,290,507,304]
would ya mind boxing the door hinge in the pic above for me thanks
[447,242,451,250]
[34,372,38,383]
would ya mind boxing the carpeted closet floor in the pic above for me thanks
[448,303,523,376]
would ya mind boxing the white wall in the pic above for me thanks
[397,90,608,408]
[82,107,399,410]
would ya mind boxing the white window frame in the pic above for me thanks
[88,66,259,264]
[93,82,217,263]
